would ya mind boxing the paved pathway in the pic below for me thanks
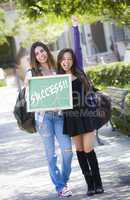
[0,86,130,200]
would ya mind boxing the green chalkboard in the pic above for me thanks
[27,74,73,112]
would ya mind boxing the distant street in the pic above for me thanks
[0,85,130,200]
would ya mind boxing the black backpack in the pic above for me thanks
[77,69,111,129]
[14,68,37,133]
[14,87,36,133]
[13,69,38,133]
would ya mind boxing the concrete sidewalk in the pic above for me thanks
[0,86,130,200]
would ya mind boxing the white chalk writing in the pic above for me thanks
[30,80,68,105]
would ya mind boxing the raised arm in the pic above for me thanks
[71,16,83,69]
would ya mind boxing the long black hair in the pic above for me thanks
[57,48,78,75]
[57,48,93,93]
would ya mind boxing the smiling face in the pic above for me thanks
[34,46,48,65]
[60,52,73,74]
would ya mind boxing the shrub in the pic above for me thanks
[86,62,130,136]
[86,62,130,88]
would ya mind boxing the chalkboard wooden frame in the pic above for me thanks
[27,74,73,112]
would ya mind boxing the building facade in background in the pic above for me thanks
[53,21,130,67]
[1,2,130,69]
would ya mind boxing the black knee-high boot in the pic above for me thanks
[85,150,104,194]
[76,151,95,196]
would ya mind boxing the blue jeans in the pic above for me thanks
[36,112,73,192]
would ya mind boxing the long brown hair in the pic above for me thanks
[57,48,92,93]
[30,41,56,73]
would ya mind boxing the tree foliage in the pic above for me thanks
[15,15,65,47]
[17,0,130,25]
[0,8,8,44]
[0,0,66,46]
[0,1,19,44]
[1,0,130,47]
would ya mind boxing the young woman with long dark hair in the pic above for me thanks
[57,48,104,197]
[25,42,73,197]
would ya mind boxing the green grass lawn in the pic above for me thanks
[0,80,6,87]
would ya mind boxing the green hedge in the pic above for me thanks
[111,107,130,136]
[86,62,130,88]
[86,62,130,136]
